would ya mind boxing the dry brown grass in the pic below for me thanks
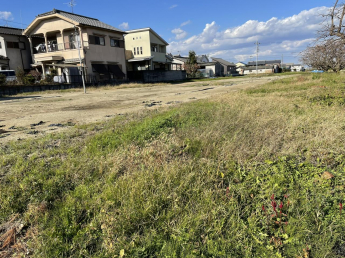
[206,74,345,164]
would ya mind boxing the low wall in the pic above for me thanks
[0,84,84,96]
[128,70,186,83]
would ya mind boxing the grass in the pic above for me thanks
[1,73,345,257]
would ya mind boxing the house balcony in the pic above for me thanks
[152,52,170,63]
[33,41,89,63]
[30,29,89,63]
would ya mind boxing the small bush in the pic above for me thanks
[24,74,36,85]
[28,70,41,81]
[15,67,25,84]
[0,74,6,86]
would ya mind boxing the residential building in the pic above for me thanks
[170,54,210,71]
[291,64,305,72]
[170,55,188,70]
[236,62,246,67]
[23,9,127,82]
[196,55,209,63]
[198,62,223,77]
[124,28,172,71]
[211,57,237,75]
[247,60,281,67]
[239,66,274,75]
[0,26,32,71]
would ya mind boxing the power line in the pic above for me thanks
[0,18,28,26]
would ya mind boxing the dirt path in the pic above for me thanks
[0,75,290,143]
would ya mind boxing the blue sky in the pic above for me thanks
[0,0,335,63]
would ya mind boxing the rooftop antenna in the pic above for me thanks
[64,0,76,13]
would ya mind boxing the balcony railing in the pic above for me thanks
[33,41,89,54]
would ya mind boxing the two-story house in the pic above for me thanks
[23,9,127,82]
[0,26,32,71]
[124,28,172,71]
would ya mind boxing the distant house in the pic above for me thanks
[0,26,32,71]
[246,60,281,73]
[23,9,127,81]
[124,28,173,71]
[170,55,188,70]
[236,62,246,68]
[291,64,305,72]
[198,62,223,77]
[211,57,237,76]
[170,54,209,71]
[196,55,209,63]
[247,60,281,67]
[239,66,274,75]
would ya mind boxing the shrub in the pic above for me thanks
[28,70,41,81]
[15,67,25,84]
[24,74,36,85]
[0,74,6,86]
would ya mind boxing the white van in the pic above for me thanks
[0,70,17,82]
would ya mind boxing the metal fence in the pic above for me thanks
[32,41,89,54]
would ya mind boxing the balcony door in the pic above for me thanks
[64,33,80,49]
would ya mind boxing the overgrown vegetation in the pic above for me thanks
[1,73,345,257]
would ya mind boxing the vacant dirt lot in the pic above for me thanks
[0,76,290,143]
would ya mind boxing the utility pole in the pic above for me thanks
[255,41,260,76]
[74,26,86,93]
[281,54,284,70]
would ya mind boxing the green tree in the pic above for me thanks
[184,50,199,78]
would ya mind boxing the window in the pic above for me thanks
[110,38,124,48]
[7,42,20,49]
[151,45,157,52]
[134,47,136,55]
[133,38,135,40]
[140,47,143,55]
[137,47,139,55]
[89,35,105,46]
[0,42,1,49]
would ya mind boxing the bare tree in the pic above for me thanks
[300,39,345,72]
[320,1,345,41]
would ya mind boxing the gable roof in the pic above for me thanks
[24,9,125,35]
[211,57,236,66]
[125,28,168,45]
[198,62,218,66]
[0,26,24,36]
[172,55,189,62]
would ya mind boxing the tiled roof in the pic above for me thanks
[0,26,24,36]
[199,62,217,66]
[243,66,274,70]
[37,9,125,33]
[247,60,281,66]
[211,57,236,66]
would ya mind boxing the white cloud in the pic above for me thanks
[170,4,178,9]
[181,20,191,27]
[119,22,129,30]
[0,11,13,20]
[168,6,329,63]
[172,28,187,40]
